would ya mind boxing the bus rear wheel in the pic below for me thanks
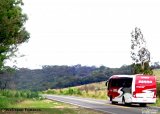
[122,97,131,106]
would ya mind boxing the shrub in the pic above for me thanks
[1,90,15,97]
[157,82,160,98]
[0,97,9,108]
[20,91,27,98]
[59,89,64,94]
[76,88,82,95]
[30,91,39,98]
[46,90,57,94]
[0,90,40,99]
[0,90,40,108]
[68,88,74,95]
[15,92,20,98]
[63,88,82,95]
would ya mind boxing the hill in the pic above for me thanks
[0,65,133,91]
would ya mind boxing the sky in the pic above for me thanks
[6,0,160,69]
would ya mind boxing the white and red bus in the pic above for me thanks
[106,74,157,107]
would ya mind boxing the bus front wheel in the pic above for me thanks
[122,97,126,105]
[110,96,117,104]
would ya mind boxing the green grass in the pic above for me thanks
[7,99,104,114]
[149,99,160,107]
[0,89,41,109]
[11,99,72,108]
[0,89,104,114]
[0,89,39,99]
[43,81,108,100]
[0,95,25,108]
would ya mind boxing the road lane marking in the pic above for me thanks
[46,97,117,114]
[45,95,143,113]
[61,95,141,109]
[56,96,105,104]
[46,95,106,104]
[46,95,130,108]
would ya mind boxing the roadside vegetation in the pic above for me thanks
[153,69,160,81]
[153,82,160,107]
[152,69,160,106]
[43,81,107,100]
[0,90,40,108]
[11,99,104,114]
[0,90,104,114]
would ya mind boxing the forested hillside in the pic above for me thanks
[0,65,133,91]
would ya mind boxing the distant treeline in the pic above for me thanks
[0,64,134,91]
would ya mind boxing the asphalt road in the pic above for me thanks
[44,94,160,114]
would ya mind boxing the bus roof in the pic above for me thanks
[109,75,135,79]
[109,74,155,79]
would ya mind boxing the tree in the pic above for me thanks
[131,27,152,74]
[0,0,30,71]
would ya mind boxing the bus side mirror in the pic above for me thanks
[105,81,108,86]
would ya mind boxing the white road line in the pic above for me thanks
[44,95,146,114]
[50,95,105,104]
[46,97,117,114]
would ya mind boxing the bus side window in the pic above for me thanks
[126,79,132,88]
